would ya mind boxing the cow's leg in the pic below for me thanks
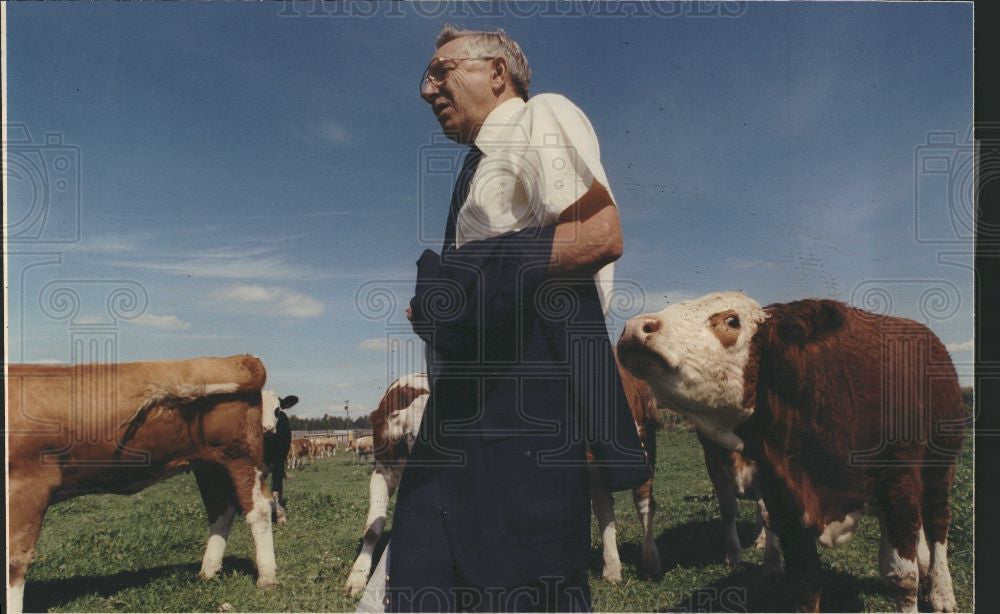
[270,461,288,526]
[345,464,396,596]
[877,469,923,613]
[194,463,238,580]
[752,488,767,549]
[7,476,54,614]
[922,462,958,612]
[757,464,821,612]
[224,461,279,588]
[702,443,742,566]
[589,465,622,583]
[756,497,783,574]
[632,479,662,577]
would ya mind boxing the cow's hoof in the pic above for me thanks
[257,578,279,590]
[199,564,222,581]
[602,563,623,583]
[929,591,957,613]
[345,571,369,597]
[724,551,742,567]
[641,551,662,577]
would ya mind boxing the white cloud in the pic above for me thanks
[102,243,325,281]
[113,254,314,281]
[212,284,324,319]
[131,313,192,330]
[358,337,388,352]
[62,232,152,255]
[946,339,974,353]
[729,258,779,271]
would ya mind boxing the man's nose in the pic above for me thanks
[421,80,439,103]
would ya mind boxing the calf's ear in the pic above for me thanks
[773,300,846,346]
[280,395,299,409]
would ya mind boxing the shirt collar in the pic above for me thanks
[474,96,527,155]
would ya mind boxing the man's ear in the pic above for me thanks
[491,57,510,93]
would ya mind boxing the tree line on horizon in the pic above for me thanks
[287,414,372,431]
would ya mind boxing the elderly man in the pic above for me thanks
[387,25,649,613]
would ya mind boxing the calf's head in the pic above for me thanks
[617,292,767,450]
[261,390,298,433]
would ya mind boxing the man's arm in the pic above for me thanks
[549,180,623,277]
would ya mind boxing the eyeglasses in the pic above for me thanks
[420,56,496,95]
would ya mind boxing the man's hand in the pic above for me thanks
[549,180,623,277]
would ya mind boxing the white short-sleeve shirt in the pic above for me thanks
[457,94,617,313]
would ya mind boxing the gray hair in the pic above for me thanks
[435,24,531,100]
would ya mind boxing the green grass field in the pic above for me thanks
[24,429,973,612]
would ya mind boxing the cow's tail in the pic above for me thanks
[117,382,244,442]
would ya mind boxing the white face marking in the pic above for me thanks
[260,390,280,433]
[386,393,428,451]
[396,372,429,392]
[381,374,430,451]
[618,292,768,450]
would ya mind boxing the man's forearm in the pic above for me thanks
[549,181,624,277]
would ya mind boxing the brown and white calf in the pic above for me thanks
[344,367,665,596]
[696,430,780,570]
[618,292,966,612]
[344,373,430,596]
[352,435,375,460]
[313,436,339,458]
[6,355,280,614]
[288,437,315,469]
[588,356,663,581]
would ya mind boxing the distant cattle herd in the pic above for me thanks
[6,292,967,613]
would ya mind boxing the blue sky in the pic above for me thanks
[6,2,974,418]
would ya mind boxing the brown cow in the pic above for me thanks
[288,437,315,469]
[6,355,279,614]
[312,436,339,458]
[618,292,966,612]
[353,435,375,461]
[345,373,429,596]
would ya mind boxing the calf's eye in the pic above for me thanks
[725,315,740,329]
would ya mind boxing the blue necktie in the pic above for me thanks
[442,146,484,252]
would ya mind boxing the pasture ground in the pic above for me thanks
[24,429,973,612]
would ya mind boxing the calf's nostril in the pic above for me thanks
[641,318,660,334]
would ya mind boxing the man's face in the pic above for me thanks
[421,38,498,144]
